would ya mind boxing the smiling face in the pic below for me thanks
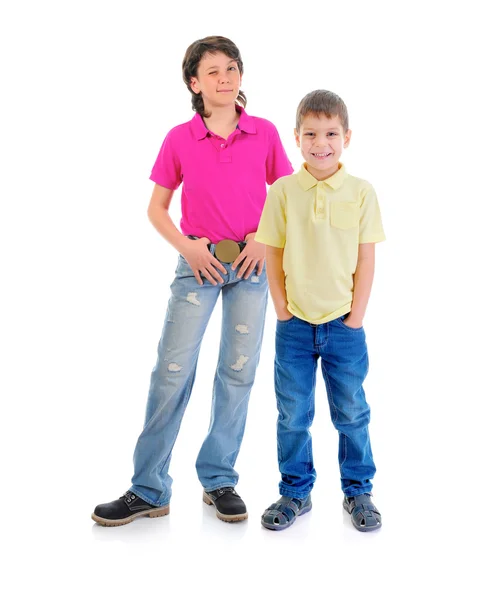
[295,113,351,180]
[190,51,242,112]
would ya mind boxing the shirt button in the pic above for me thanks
[221,143,225,148]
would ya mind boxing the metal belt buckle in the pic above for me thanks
[214,239,241,263]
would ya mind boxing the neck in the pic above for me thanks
[203,104,240,130]
[306,162,341,181]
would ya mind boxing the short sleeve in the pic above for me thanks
[266,127,293,184]
[359,185,386,243]
[150,130,182,190]
[255,185,286,248]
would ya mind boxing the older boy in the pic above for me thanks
[255,90,385,531]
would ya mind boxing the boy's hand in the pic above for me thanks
[180,237,227,286]
[232,233,266,279]
[277,309,293,322]
[343,315,363,329]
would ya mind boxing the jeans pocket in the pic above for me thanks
[277,315,296,324]
[337,315,363,331]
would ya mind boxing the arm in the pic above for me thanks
[147,184,188,253]
[147,184,227,285]
[345,243,375,328]
[265,246,293,321]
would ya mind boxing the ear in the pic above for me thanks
[343,129,352,148]
[294,128,300,147]
[190,77,200,94]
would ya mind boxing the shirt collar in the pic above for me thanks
[297,162,347,191]
[235,107,256,134]
[191,106,256,141]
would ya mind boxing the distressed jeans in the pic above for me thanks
[274,315,376,499]
[130,254,268,507]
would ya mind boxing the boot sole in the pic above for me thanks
[91,505,170,527]
[203,492,248,522]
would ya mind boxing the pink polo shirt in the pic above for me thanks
[150,107,293,243]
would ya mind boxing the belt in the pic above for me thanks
[187,235,246,263]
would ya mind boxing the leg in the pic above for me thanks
[130,256,221,506]
[320,317,376,497]
[274,317,318,499]
[196,268,268,491]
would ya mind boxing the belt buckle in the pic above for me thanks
[214,239,241,263]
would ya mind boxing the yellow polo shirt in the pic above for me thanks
[255,163,385,324]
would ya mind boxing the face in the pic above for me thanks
[295,114,351,180]
[190,51,242,111]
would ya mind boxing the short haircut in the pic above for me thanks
[296,90,349,132]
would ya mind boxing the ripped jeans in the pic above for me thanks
[130,254,268,507]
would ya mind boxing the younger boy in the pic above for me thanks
[255,90,385,531]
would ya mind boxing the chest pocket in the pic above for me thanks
[330,202,359,230]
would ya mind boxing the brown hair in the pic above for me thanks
[296,90,349,133]
[182,36,246,118]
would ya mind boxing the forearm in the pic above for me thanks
[350,245,375,322]
[265,246,289,316]
[147,188,189,254]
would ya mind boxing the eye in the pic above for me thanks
[228,66,237,71]
[305,132,315,137]
[327,132,338,137]
[209,71,217,76]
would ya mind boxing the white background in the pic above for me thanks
[1,0,499,598]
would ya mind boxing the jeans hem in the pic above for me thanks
[203,481,238,493]
[129,486,170,508]
[278,484,313,500]
[342,485,373,498]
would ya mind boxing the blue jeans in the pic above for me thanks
[274,315,376,499]
[130,254,268,507]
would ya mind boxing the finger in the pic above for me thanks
[206,264,224,284]
[237,258,252,279]
[201,268,218,286]
[211,257,228,275]
[194,270,203,286]
[256,259,265,276]
[243,259,258,279]
[231,252,245,271]
[187,263,203,286]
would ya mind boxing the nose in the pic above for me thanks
[314,135,330,147]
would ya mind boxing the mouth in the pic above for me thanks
[311,152,332,160]
[217,89,233,93]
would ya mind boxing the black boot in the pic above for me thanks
[203,487,248,522]
[92,491,170,527]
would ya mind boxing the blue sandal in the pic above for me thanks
[261,495,312,530]
[343,494,382,532]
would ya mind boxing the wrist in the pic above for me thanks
[348,307,364,321]
[345,312,363,327]
[177,236,193,254]
[276,305,291,317]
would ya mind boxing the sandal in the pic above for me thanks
[261,495,312,531]
[343,494,382,532]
